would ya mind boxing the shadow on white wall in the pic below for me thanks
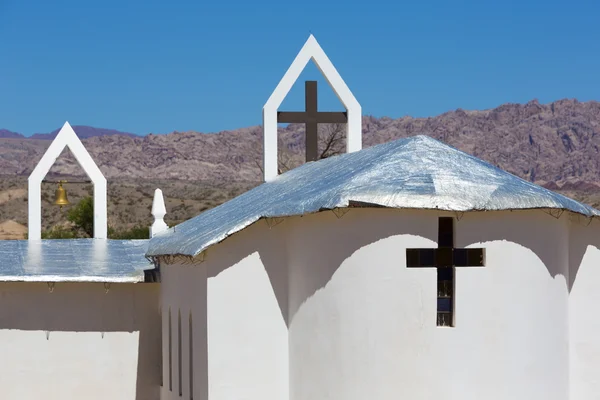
[0,282,160,400]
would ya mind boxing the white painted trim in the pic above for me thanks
[262,35,362,182]
[27,122,107,239]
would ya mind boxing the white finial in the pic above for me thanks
[150,188,168,237]
[28,121,107,240]
[262,35,362,182]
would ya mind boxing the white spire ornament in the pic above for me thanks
[150,188,169,237]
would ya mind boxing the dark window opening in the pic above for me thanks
[437,267,454,326]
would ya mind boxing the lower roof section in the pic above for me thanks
[0,239,154,283]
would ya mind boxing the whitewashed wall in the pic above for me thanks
[161,208,582,400]
[160,262,208,400]
[569,218,600,400]
[0,282,160,400]
[160,221,288,400]
[286,209,570,400]
[206,222,288,400]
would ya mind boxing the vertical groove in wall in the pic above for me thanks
[169,308,172,391]
[189,312,194,400]
[178,309,183,396]
[159,306,163,387]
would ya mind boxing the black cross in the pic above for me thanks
[277,81,347,162]
[406,217,485,327]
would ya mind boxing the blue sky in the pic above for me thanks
[0,0,599,136]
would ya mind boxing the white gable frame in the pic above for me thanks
[28,121,107,240]
[262,34,362,182]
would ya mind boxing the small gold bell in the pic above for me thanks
[54,181,70,210]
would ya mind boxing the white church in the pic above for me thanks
[1,35,600,400]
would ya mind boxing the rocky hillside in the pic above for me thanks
[1,99,600,190]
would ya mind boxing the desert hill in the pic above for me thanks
[2,98,600,237]
[1,99,599,187]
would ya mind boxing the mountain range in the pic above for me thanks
[0,126,137,140]
[1,98,600,192]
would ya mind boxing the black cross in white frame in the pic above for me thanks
[406,217,485,327]
[277,80,347,162]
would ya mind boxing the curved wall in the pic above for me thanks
[286,209,569,400]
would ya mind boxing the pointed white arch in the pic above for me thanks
[262,34,362,182]
[28,121,107,239]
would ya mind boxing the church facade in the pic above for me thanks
[148,136,600,400]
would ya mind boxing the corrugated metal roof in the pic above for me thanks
[0,239,153,282]
[146,135,600,258]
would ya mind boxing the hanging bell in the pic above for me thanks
[54,181,70,209]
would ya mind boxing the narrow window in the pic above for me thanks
[178,310,182,396]
[189,312,194,400]
[168,308,172,391]
[437,267,454,327]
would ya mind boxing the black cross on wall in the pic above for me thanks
[406,217,485,327]
[277,81,348,162]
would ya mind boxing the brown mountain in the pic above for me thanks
[1,98,600,189]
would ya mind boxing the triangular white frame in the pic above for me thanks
[262,35,362,182]
[28,122,107,239]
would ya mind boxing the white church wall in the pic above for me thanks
[206,221,289,400]
[286,208,569,400]
[160,263,208,400]
[568,218,600,400]
[159,220,288,400]
[0,282,160,400]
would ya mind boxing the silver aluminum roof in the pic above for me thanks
[147,135,600,258]
[0,239,153,282]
